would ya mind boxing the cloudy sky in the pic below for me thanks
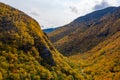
[0,0,120,29]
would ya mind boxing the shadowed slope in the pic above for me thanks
[48,7,120,56]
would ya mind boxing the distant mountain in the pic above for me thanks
[43,28,57,33]
[48,6,120,56]
[0,2,83,80]
[73,7,117,24]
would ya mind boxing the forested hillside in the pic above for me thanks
[47,6,120,80]
[48,7,120,56]
[70,30,120,80]
[0,3,83,80]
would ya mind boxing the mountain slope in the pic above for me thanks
[43,28,57,33]
[48,6,120,56]
[0,3,83,80]
[70,31,120,80]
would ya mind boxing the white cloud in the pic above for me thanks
[93,0,110,10]
[0,0,120,29]
[69,6,78,14]
[29,8,41,16]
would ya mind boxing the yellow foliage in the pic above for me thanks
[0,72,3,80]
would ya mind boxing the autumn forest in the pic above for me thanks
[0,2,120,80]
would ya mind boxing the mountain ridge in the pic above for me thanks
[48,6,120,56]
[43,28,58,33]
[73,7,117,23]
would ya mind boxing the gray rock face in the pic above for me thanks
[40,46,55,66]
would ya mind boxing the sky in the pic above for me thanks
[0,0,120,29]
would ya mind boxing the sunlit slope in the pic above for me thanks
[0,3,84,80]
